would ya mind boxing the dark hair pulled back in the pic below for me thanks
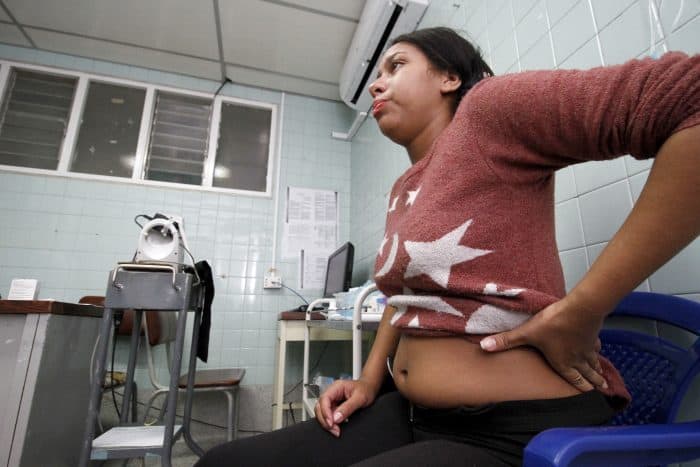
[390,27,494,110]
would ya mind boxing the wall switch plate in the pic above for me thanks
[263,268,282,289]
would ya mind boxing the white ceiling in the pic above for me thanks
[0,0,367,101]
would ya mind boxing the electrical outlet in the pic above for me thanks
[263,268,282,289]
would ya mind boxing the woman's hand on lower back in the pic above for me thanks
[315,379,377,437]
[479,292,609,392]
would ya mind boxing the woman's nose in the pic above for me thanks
[369,78,385,97]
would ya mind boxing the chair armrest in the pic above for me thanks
[523,421,700,467]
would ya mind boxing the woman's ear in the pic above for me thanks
[440,72,462,95]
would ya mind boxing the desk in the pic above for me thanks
[0,300,102,467]
[272,314,376,430]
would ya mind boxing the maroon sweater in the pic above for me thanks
[373,52,700,407]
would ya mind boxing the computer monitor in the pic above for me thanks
[323,242,354,298]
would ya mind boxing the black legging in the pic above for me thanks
[195,391,614,467]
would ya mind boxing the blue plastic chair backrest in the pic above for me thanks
[600,292,700,426]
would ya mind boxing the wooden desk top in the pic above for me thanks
[278,310,326,321]
[0,300,103,318]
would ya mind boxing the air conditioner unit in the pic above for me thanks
[339,0,429,114]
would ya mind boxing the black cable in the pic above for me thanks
[212,77,232,98]
[134,214,152,229]
[278,341,331,427]
[283,341,330,399]
[110,389,265,433]
[280,283,309,305]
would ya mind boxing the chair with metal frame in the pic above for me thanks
[523,291,700,466]
[141,312,245,441]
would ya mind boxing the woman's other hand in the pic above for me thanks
[480,125,700,391]
[315,379,377,437]
[479,292,608,392]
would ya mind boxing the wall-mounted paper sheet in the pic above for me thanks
[281,187,338,260]
[299,249,331,290]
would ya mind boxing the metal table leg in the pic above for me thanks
[161,309,188,467]
[182,310,204,456]
[79,307,114,467]
[120,311,142,424]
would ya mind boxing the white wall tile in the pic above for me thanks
[465,1,489,40]
[520,32,555,70]
[659,0,700,34]
[491,32,519,73]
[516,0,549,55]
[555,198,585,250]
[559,247,589,291]
[546,0,581,25]
[448,1,468,30]
[624,155,654,177]
[628,170,649,203]
[578,180,633,244]
[599,0,653,64]
[573,158,628,194]
[559,36,602,69]
[589,0,638,29]
[666,13,700,54]
[513,0,540,25]
[489,3,516,48]
[486,0,510,23]
[554,166,577,203]
[550,0,597,63]
[586,241,606,263]
[649,237,700,294]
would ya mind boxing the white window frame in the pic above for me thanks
[0,59,278,198]
[203,94,277,195]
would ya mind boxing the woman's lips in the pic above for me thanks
[372,100,386,116]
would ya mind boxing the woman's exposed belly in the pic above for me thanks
[391,334,580,408]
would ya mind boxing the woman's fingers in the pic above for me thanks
[317,399,340,437]
[316,381,347,431]
[587,351,603,375]
[331,391,365,425]
[577,359,608,389]
[315,396,332,429]
[556,353,608,392]
[560,366,595,392]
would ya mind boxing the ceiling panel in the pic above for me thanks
[219,0,357,83]
[28,29,222,81]
[276,0,365,20]
[0,24,31,47]
[226,63,339,100]
[0,8,11,22]
[4,0,220,60]
[0,0,363,102]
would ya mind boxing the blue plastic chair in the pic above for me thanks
[524,292,700,467]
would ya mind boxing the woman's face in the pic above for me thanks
[368,42,458,146]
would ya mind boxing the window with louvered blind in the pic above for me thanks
[0,69,77,170]
[145,91,212,186]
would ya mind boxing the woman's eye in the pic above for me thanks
[391,61,403,70]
